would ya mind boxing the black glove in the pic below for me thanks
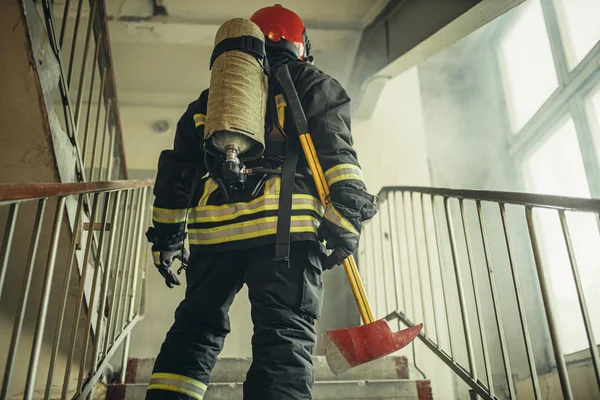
[146,227,189,288]
[318,203,361,270]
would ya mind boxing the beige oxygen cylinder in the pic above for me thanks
[205,18,268,176]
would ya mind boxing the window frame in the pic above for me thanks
[495,0,600,197]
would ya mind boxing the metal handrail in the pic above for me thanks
[0,180,154,202]
[361,186,600,400]
[0,180,153,399]
[378,186,600,212]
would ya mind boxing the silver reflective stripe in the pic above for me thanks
[189,215,319,245]
[152,207,187,224]
[188,194,323,223]
[323,204,358,235]
[148,373,207,400]
[324,164,364,186]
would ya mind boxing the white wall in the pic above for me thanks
[352,66,431,194]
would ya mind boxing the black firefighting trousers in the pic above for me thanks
[145,242,324,400]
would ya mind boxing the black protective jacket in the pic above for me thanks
[151,60,377,251]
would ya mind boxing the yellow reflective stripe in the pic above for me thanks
[189,215,319,245]
[147,384,203,400]
[193,113,206,128]
[191,193,320,212]
[152,207,187,224]
[148,373,207,399]
[328,174,363,186]
[188,196,323,223]
[152,251,160,266]
[150,373,207,391]
[198,179,219,207]
[275,94,286,128]
[324,164,364,186]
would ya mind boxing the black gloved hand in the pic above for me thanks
[146,227,189,288]
[317,203,361,270]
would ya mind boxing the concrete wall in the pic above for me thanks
[0,1,59,185]
[0,2,88,398]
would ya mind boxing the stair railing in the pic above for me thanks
[359,186,600,400]
[38,0,127,182]
[0,180,152,400]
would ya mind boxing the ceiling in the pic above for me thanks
[105,0,388,108]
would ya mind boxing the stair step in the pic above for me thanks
[126,356,409,384]
[108,379,431,400]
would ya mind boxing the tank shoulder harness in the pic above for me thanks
[210,35,268,71]
[272,63,309,264]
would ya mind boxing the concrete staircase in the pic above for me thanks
[106,356,432,399]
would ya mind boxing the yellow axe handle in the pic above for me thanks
[298,133,375,325]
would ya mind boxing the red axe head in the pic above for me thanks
[323,319,423,375]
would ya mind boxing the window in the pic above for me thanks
[498,0,559,132]
[525,118,600,354]
[526,118,590,198]
[554,0,600,69]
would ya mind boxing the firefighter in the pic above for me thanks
[145,5,377,399]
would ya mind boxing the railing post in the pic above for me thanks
[127,188,148,321]
[91,191,122,371]
[430,196,454,357]
[73,0,97,129]
[420,194,441,345]
[499,204,541,400]
[459,199,493,395]
[117,190,141,337]
[386,191,404,313]
[81,36,102,164]
[0,199,46,400]
[526,208,573,399]
[62,193,101,399]
[379,193,391,314]
[409,193,429,336]
[112,190,137,344]
[443,197,477,381]
[0,203,19,299]
[45,194,85,400]
[88,68,107,179]
[24,197,66,400]
[400,192,417,319]
[104,190,130,352]
[558,210,600,394]
[120,188,145,384]
[476,201,516,399]
[369,210,381,317]
[77,192,113,390]
[1,199,47,400]
[96,100,112,182]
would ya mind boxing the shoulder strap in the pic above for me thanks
[210,36,266,70]
[272,64,306,264]
[273,138,300,264]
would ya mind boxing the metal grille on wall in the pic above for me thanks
[38,0,128,182]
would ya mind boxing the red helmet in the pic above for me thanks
[250,4,311,60]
